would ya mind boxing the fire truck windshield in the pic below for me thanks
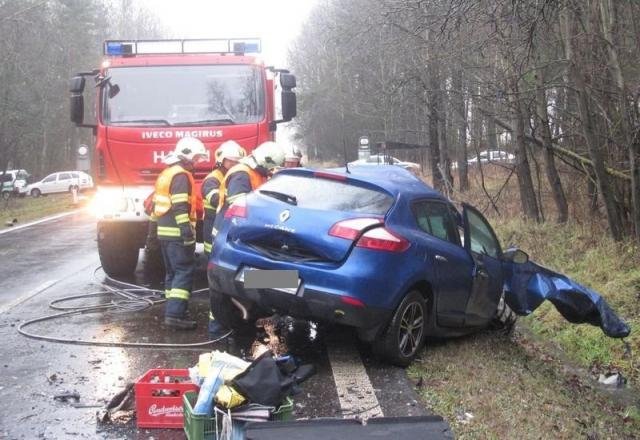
[102,65,264,126]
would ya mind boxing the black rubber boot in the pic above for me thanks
[164,316,197,330]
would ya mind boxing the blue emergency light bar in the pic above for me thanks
[103,38,262,56]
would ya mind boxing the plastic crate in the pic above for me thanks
[183,391,219,440]
[270,397,293,421]
[135,368,199,429]
[183,392,295,440]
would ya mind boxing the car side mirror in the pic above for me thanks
[503,248,529,264]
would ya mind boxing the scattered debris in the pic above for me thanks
[53,391,80,402]
[598,372,626,388]
[5,218,17,227]
[46,373,59,384]
[455,411,475,424]
[97,382,135,425]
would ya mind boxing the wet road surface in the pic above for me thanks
[0,211,428,439]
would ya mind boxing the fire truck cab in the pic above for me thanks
[70,39,296,277]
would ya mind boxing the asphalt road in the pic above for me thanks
[0,211,430,439]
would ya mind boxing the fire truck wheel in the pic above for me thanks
[97,228,139,277]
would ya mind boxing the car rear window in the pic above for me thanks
[260,174,394,215]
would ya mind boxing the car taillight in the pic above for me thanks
[329,218,383,240]
[224,198,247,218]
[356,227,410,253]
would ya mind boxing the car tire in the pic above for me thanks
[373,290,427,367]
[30,188,41,198]
[491,294,517,332]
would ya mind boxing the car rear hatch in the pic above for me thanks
[225,170,397,263]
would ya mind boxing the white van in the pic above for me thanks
[0,169,30,199]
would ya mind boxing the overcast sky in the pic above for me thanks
[139,0,318,67]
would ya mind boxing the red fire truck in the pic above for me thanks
[70,39,296,277]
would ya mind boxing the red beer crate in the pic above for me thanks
[135,368,199,429]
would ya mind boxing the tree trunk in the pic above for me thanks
[563,4,624,240]
[599,0,640,239]
[452,69,469,191]
[427,65,443,191]
[535,69,569,223]
[511,81,540,222]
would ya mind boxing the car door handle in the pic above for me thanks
[435,254,448,262]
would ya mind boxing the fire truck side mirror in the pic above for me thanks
[70,76,85,94]
[281,90,297,122]
[70,94,85,125]
[279,73,296,90]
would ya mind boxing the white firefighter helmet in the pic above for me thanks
[215,140,246,166]
[165,137,208,165]
[252,141,286,170]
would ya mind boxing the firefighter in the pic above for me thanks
[153,137,208,330]
[208,140,287,338]
[201,140,246,257]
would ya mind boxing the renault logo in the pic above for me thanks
[279,210,290,222]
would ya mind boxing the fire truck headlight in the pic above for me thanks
[90,188,130,218]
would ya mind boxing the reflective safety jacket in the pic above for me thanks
[217,163,266,212]
[201,168,225,253]
[153,164,197,243]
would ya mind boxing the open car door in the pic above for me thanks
[461,203,504,327]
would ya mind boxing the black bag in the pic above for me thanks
[232,350,294,407]
[232,351,317,407]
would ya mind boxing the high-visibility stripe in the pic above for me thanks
[226,193,246,204]
[206,188,219,203]
[184,239,195,245]
[175,213,190,224]
[212,227,218,237]
[204,241,212,253]
[157,226,181,237]
[204,201,215,210]
[166,288,190,300]
[209,312,215,320]
[164,290,170,297]
[171,193,189,203]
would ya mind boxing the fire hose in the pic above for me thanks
[17,267,232,348]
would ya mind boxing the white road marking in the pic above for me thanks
[0,280,57,315]
[0,209,86,236]
[327,341,384,419]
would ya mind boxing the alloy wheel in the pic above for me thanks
[398,301,424,357]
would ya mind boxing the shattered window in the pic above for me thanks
[260,174,393,215]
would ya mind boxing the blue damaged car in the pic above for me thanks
[208,166,629,366]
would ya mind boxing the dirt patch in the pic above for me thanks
[409,326,639,439]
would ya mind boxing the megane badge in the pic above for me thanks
[279,210,291,223]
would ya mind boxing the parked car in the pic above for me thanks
[349,155,421,173]
[467,150,515,166]
[208,165,522,366]
[27,171,93,197]
[0,169,30,199]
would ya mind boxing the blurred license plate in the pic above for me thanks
[239,268,300,294]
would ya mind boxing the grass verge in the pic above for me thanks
[0,193,82,230]
[492,218,639,384]
[409,329,639,439]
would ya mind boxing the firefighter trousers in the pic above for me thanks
[160,240,195,318]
